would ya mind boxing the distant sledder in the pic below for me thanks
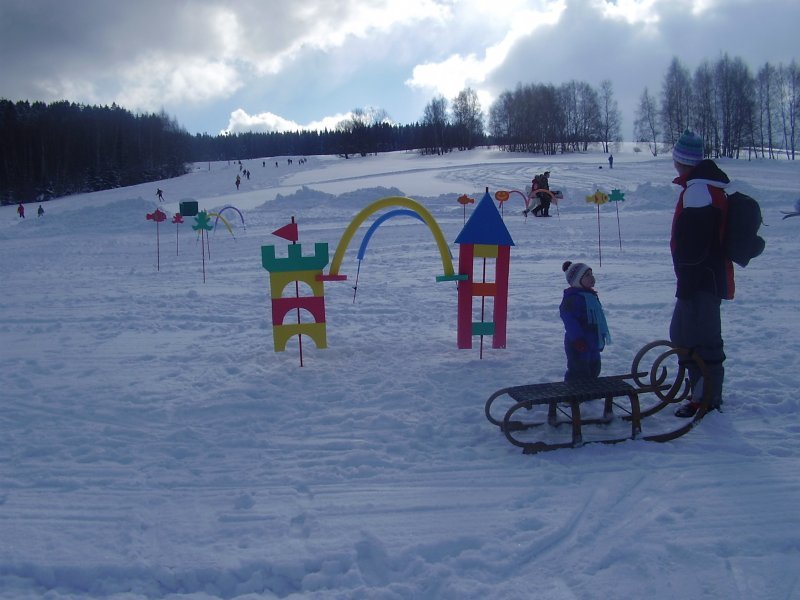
[523,171,563,217]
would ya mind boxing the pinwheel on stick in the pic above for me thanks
[608,189,626,250]
[585,190,609,266]
[146,208,167,271]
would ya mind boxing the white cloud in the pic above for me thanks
[405,1,566,105]
[207,7,244,61]
[216,0,453,76]
[116,56,243,113]
[597,0,725,24]
[223,108,352,134]
[596,0,660,24]
[35,78,103,107]
[0,1,453,113]
[1,0,796,135]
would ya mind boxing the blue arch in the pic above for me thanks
[356,209,426,261]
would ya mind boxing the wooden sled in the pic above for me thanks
[485,340,713,454]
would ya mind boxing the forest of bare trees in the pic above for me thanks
[1,53,796,204]
[486,78,622,155]
[635,55,798,160]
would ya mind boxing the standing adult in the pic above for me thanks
[608,154,614,169]
[537,171,552,217]
[17,203,25,218]
[669,130,732,417]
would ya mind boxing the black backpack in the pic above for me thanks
[724,192,766,267]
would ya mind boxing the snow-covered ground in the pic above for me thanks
[1,147,799,599]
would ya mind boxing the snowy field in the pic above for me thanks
[1,147,799,599]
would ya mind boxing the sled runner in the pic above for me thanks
[485,340,712,453]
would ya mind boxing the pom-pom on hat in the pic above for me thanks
[563,261,591,288]
[672,129,704,166]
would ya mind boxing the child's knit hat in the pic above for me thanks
[672,129,704,166]
[563,261,591,288]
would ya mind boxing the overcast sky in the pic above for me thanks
[1,0,797,139]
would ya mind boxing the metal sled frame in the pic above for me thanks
[485,340,712,454]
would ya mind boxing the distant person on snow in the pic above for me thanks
[37,204,44,217]
[524,177,540,216]
[235,175,241,190]
[669,130,731,418]
[532,171,552,217]
[156,188,164,202]
[17,203,25,218]
[608,154,614,169]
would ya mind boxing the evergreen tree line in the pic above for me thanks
[634,55,799,160]
[0,100,189,204]
[0,98,486,203]
[196,97,489,164]
[1,52,795,204]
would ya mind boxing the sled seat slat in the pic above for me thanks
[506,376,636,405]
[492,375,644,452]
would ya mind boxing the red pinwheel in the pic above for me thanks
[146,209,167,270]
[146,208,167,223]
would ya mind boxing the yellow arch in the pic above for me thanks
[328,196,456,279]
[208,212,235,236]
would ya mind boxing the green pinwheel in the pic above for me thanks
[609,189,626,250]
[192,210,214,231]
[193,211,214,282]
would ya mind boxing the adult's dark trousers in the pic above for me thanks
[669,291,725,407]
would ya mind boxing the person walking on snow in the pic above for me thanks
[17,203,24,218]
[668,130,732,418]
[532,171,552,217]
[524,177,540,216]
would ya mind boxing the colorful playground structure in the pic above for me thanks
[261,218,329,365]
[261,190,515,361]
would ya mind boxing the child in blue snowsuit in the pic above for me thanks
[559,261,611,381]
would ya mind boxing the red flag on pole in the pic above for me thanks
[272,221,298,242]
